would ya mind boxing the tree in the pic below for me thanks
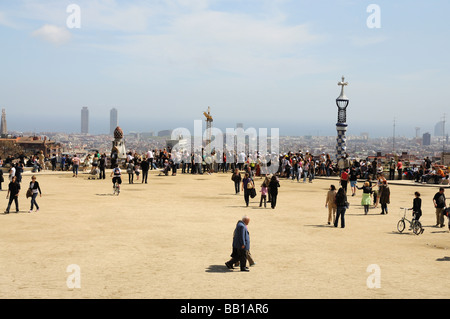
[0,140,24,159]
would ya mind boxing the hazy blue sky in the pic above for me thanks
[1,0,449,137]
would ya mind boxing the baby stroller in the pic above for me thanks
[87,167,100,179]
[159,161,171,176]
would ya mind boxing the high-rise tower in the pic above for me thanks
[1,109,7,136]
[81,107,89,134]
[110,108,118,135]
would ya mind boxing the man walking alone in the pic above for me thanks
[433,187,446,227]
[225,216,251,272]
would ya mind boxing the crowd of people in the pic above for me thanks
[3,148,449,185]
[224,153,449,272]
[2,148,449,275]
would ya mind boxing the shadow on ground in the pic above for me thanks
[205,265,232,273]
[436,256,450,261]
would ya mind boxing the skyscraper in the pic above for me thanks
[110,108,118,135]
[434,121,445,137]
[423,132,431,146]
[1,109,7,136]
[81,107,89,134]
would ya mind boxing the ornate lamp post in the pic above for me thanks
[336,76,349,159]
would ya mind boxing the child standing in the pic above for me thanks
[135,163,140,181]
[357,181,373,215]
[259,181,268,208]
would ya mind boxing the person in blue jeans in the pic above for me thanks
[5,176,20,214]
[71,155,81,177]
[28,175,42,213]
[242,173,254,207]
[334,187,347,228]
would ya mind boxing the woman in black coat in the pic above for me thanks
[268,175,280,209]
[231,168,242,194]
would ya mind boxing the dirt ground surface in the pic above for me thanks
[0,170,449,299]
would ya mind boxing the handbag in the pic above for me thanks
[250,188,257,198]
[26,188,33,198]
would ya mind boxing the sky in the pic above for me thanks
[1,0,450,137]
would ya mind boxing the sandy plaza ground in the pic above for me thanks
[0,169,449,299]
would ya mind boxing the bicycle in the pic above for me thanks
[397,207,424,235]
[113,180,120,196]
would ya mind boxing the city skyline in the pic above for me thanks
[1,1,450,137]
[2,105,449,139]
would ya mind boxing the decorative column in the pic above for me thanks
[203,106,213,155]
[112,126,127,160]
[336,76,349,159]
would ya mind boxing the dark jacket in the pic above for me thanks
[29,181,42,194]
[379,185,390,204]
[8,181,20,196]
[232,220,250,251]
[433,192,446,208]
[413,197,422,214]
[99,157,106,169]
[140,159,149,172]
[268,179,280,195]
[335,191,347,207]
[232,173,242,183]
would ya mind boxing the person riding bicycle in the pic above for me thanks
[110,164,122,191]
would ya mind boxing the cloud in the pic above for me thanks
[0,11,19,28]
[31,24,71,45]
[92,7,325,79]
[349,35,387,47]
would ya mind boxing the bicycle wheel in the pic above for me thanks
[397,219,406,233]
[413,220,423,235]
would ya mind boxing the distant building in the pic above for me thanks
[158,130,172,137]
[423,132,431,146]
[0,109,7,136]
[110,108,118,135]
[16,136,60,157]
[140,132,155,138]
[1,109,7,136]
[434,121,445,136]
[360,132,369,140]
[442,152,450,166]
[81,107,89,134]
